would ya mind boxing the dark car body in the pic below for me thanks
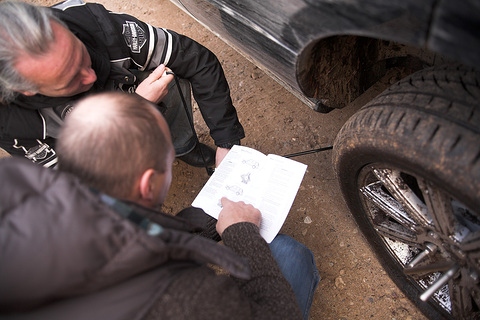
[171,0,480,111]
[170,1,480,319]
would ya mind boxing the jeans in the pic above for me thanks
[269,235,319,320]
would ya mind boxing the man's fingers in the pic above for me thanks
[147,64,173,83]
[218,197,261,227]
[148,64,166,80]
[135,64,173,104]
[220,197,232,207]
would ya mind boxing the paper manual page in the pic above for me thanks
[192,145,307,243]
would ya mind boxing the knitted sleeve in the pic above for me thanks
[221,222,302,319]
[145,223,301,319]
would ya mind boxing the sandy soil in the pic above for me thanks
[26,0,429,318]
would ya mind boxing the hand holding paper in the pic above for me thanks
[192,145,307,243]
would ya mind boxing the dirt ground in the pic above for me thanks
[25,0,428,318]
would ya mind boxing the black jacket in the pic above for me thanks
[0,0,244,165]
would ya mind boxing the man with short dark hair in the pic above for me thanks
[56,92,174,204]
[0,0,244,168]
[0,92,319,319]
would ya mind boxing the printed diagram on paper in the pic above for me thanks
[192,145,307,243]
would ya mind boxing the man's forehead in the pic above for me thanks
[14,21,78,84]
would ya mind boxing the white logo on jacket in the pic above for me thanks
[122,21,146,54]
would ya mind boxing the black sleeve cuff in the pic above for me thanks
[217,140,241,149]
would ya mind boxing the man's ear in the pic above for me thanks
[138,169,156,202]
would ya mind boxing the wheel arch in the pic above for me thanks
[294,0,480,113]
[295,33,453,113]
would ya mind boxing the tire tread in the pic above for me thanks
[333,64,480,319]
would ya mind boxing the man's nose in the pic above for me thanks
[81,67,97,85]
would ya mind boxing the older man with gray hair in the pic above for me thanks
[0,0,244,168]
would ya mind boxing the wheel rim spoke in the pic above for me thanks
[471,288,480,316]
[461,231,480,252]
[361,181,416,230]
[449,273,478,317]
[375,220,418,245]
[417,178,455,236]
[372,168,432,226]
[358,163,480,317]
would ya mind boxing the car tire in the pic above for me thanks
[333,65,480,319]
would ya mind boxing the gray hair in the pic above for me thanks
[0,1,63,102]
